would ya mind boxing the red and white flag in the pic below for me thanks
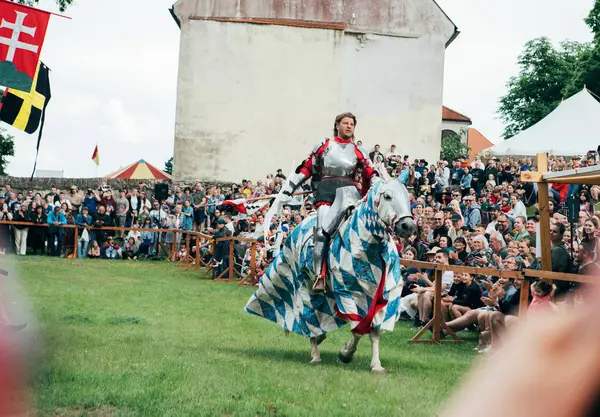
[221,199,269,215]
[0,0,50,92]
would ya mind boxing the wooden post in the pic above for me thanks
[171,231,178,262]
[250,242,257,282]
[409,267,462,344]
[239,241,258,286]
[536,152,552,271]
[195,235,200,270]
[73,226,79,258]
[228,239,235,281]
[519,278,530,317]
[185,234,191,266]
[432,269,442,342]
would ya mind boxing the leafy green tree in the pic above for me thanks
[440,131,469,164]
[564,1,600,97]
[498,38,588,139]
[585,0,600,40]
[18,0,73,12]
[164,157,173,175]
[0,127,15,176]
[498,1,600,139]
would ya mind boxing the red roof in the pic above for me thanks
[442,106,472,123]
[467,128,494,162]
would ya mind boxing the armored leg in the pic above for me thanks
[312,187,362,292]
[312,205,331,291]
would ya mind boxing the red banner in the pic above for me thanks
[0,0,49,92]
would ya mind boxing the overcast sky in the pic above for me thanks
[2,0,597,177]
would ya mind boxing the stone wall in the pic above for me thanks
[0,177,235,194]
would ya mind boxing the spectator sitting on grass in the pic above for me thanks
[122,237,138,260]
[88,240,101,259]
[103,236,120,259]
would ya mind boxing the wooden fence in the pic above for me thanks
[401,259,597,344]
[0,220,262,284]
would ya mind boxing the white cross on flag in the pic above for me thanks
[0,0,50,92]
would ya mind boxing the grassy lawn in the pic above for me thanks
[6,256,477,416]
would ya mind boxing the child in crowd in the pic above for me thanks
[529,280,553,313]
[88,240,101,259]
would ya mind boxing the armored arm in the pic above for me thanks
[355,145,380,187]
[281,139,327,196]
[282,171,309,196]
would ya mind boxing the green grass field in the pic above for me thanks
[6,256,478,416]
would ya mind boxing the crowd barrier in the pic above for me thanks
[0,220,262,283]
[402,259,596,344]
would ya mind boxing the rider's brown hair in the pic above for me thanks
[333,112,357,137]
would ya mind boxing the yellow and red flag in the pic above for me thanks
[91,145,99,166]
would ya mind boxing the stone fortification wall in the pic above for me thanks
[0,177,234,194]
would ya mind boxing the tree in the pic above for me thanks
[18,0,73,12]
[585,0,600,41]
[498,1,600,139]
[440,131,469,164]
[564,1,600,97]
[164,157,173,175]
[0,128,14,176]
[498,38,588,139]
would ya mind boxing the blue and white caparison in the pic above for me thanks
[245,177,415,373]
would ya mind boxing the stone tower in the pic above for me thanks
[170,0,458,183]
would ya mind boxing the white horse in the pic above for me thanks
[245,177,415,373]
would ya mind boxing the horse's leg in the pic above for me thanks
[309,334,326,364]
[338,331,362,363]
[369,328,386,375]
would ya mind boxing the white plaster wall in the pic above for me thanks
[339,33,447,165]
[174,20,343,182]
[441,120,470,143]
[173,20,449,182]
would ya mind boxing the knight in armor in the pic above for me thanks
[280,112,379,291]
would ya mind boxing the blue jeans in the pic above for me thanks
[78,240,88,258]
[106,247,118,259]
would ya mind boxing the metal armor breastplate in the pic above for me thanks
[319,140,358,178]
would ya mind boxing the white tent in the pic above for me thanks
[489,88,600,157]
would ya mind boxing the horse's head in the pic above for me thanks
[371,178,416,238]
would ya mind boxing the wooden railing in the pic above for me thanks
[401,259,597,344]
[212,235,258,285]
[0,220,213,271]
[0,219,263,283]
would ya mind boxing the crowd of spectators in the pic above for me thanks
[0,143,598,347]
[378,146,600,353]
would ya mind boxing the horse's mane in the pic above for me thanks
[340,180,387,240]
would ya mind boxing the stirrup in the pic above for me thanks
[312,276,326,291]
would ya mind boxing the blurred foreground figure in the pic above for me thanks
[442,284,600,417]
[0,264,30,416]
[0,324,29,416]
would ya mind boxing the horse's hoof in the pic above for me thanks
[371,367,386,375]
[338,351,353,364]
[310,358,322,364]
